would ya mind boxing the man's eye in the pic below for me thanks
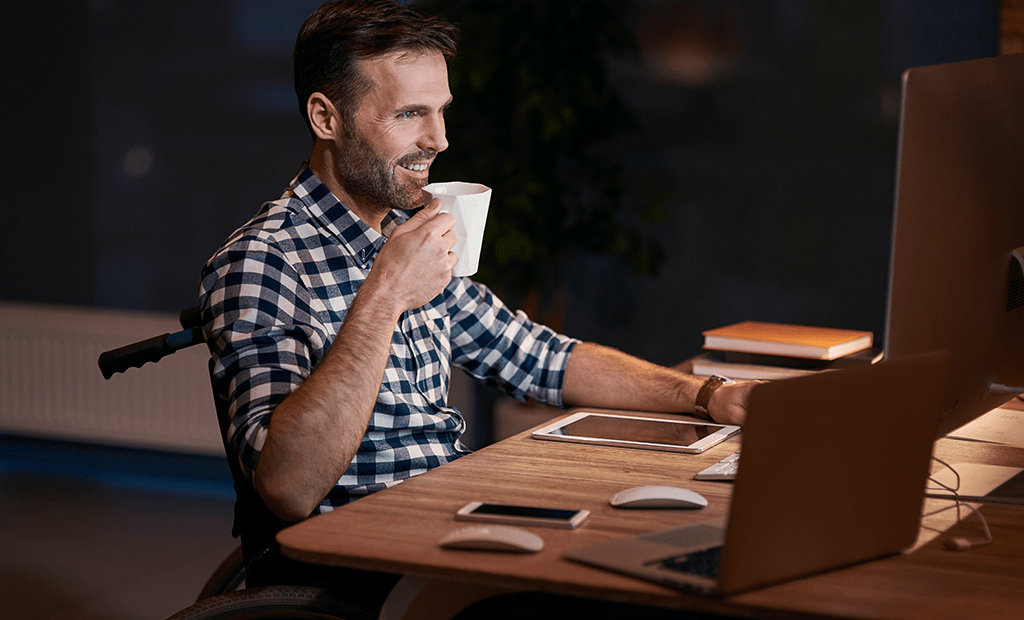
[399,110,418,119]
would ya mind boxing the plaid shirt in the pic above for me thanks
[200,165,577,515]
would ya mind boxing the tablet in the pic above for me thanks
[531,411,739,454]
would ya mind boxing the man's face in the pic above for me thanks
[335,50,452,213]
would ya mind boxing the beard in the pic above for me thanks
[335,128,433,213]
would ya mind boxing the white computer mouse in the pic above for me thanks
[610,485,708,509]
[438,525,545,553]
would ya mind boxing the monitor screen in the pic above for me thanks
[883,52,1024,436]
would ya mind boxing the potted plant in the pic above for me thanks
[426,0,662,323]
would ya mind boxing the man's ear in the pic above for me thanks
[307,92,343,141]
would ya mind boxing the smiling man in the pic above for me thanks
[310,50,451,227]
[199,0,756,598]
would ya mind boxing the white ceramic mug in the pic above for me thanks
[422,181,492,277]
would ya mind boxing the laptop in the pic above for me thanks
[564,351,949,595]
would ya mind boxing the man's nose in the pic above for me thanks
[421,113,448,153]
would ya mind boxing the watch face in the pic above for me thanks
[705,376,726,391]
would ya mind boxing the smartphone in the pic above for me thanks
[455,501,590,529]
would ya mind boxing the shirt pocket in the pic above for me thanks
[402,303,451,406]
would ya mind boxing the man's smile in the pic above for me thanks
[397,149,436,174]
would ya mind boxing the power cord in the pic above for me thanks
[927,456,993,551]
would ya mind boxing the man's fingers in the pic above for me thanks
[393,199,454,237]
[416,209,456,239]
[441,227,458,251]
[393,199,440,234]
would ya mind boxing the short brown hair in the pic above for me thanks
[294,0,459,139]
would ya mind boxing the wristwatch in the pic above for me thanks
[695,375,734,420]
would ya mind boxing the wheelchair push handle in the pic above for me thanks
[97,305,205,379]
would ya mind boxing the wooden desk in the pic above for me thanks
[277,407,1024,619]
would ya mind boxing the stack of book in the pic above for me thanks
[692,320,881,380]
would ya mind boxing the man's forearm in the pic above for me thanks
[562,342,756,425]
[253,279,403,522]
[562,342,703,412]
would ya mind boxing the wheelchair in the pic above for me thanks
[98,307,372,619]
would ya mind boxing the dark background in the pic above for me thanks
[0,0,1000,367]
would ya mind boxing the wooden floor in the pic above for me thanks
[0,439,238,620]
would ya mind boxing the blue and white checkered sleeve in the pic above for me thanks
[446,279,578,407]
[200,237,327,484]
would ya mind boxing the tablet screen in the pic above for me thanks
[532,411,740,453]
[555,415,717,446]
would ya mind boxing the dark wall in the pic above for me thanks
[562,0,1001,364]
[1,1,322,310]
[2,2,96,305]
[0,0,999,366]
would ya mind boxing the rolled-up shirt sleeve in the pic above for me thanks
[201,236,328,485]
[446,278,578,407]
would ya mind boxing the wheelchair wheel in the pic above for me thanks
[166,585,365,619]
[195,545,246,601]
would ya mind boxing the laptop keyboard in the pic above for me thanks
[694,450,740,481]
[654,546,723,579]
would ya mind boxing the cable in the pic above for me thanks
[927,457,993,551]
[929,456,961,494]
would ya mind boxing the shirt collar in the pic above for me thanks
[290,165,408,267]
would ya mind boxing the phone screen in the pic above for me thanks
[456,501,590,529]
[469,503,580,520]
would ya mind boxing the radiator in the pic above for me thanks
[0,302,222,455]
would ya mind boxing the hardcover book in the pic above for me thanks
[691,349,882,380]
[702,321,873,361]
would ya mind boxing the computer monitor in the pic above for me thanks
[883,52,1024,437]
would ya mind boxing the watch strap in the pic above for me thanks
[695,375,729,419]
